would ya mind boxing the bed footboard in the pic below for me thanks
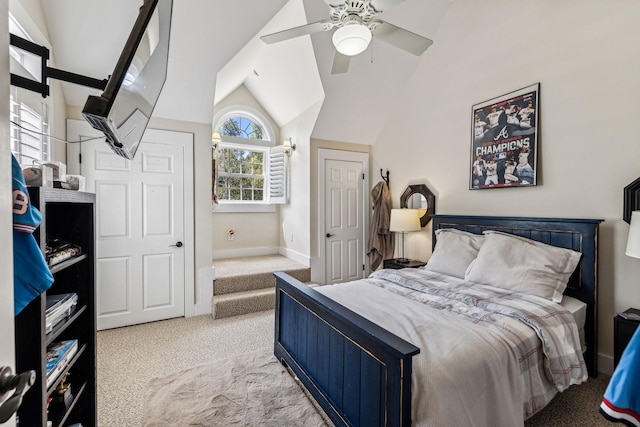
[274,272,420,427]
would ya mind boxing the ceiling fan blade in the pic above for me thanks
[331,51,351,74]
[372,21,433,56]
[261,20,331,44]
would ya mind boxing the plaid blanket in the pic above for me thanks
[369,268,587,417]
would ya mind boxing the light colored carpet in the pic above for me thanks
[213,255,308,278]
[143,349,332,427]
[524,373,611,426]
[97,311,274,427]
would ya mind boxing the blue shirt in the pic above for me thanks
[12,154,53,315]
[600,327,640,425]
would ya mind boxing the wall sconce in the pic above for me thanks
[211,131,221,152]
[283,138,296,157]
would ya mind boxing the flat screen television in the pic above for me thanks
[82,0,173,160]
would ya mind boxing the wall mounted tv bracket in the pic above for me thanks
[10,34,108,97]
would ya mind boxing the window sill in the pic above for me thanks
[212,203,276,213]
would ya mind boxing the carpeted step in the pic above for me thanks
[211,281,317,319]
[214,268,310,295]
[211,255,313,319]
[212,288,275,319]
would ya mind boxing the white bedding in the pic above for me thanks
[315,269,587,427]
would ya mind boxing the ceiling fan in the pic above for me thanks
[260,0,433,74]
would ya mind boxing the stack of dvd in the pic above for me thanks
[46,339,78,388]
[46,293,78,334]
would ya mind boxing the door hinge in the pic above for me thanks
[79,153,82,164]
[362,173,365,180]
[362,264,365,271]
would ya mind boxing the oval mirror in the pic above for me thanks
[400,184,436,227]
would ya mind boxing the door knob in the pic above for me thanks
[0,367,35,423]
[326,233,334,238]
[170,241,183,248]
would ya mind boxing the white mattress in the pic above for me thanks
[561,295,587,351]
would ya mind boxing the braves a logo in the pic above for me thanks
[13,189,29,215]
[494,126,509,141]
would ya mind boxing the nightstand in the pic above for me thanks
[614,309,640,369]
[383,258,427,270]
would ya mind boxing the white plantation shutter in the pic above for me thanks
[268,145,287,204]
[10,92,49,164]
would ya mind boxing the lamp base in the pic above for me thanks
[396,257,410,263]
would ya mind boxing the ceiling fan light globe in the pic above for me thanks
[332,23,371,56]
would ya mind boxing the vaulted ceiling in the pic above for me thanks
[38,0,453,145]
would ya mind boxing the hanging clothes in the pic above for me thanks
[367,180,394,271]
[600,327,640,426]
[12,154,54,315]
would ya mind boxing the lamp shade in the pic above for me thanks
[211,131,221,144]
[626,211,640,258]
[389,209,421,232]
[332,23,372,56]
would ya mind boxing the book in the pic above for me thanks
[618,308,640,322]
[46,293,78,333]
[46,339,78,388]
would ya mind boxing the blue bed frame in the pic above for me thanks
[274,215,602,427]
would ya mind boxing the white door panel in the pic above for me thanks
[67,120,193,330]
[97,257,131,315]
[96,181,130,238]
[143,253,174,308]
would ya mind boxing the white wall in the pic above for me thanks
[278,100,324,265]
[373,0,640,370]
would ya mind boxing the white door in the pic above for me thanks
[1,6,16,422]
[320,150,368,285]
[67,121,193,330]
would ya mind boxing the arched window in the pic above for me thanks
[219,116,265,140]
[213,108,285,208]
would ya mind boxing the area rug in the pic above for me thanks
[143,348,333,426]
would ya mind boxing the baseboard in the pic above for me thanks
[278,247,310,267]
[213,246,280,260]
[186,266,215,317]
[598,352,614,376]
[212,246,311,268]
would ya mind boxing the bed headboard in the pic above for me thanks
[431,214,603,377]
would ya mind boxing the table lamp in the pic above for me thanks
[389,208,421,263]
[626,211,640,259]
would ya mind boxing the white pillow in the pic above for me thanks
[425,228,485,279]
[464,231,582,303]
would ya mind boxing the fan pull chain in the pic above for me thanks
[370,39,374,64]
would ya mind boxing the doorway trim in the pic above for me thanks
[66,119,196,318]
[317,148,369,285]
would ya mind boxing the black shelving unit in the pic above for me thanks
[15,187,96,427]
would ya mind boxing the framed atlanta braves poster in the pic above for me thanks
[470,83,539,190]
